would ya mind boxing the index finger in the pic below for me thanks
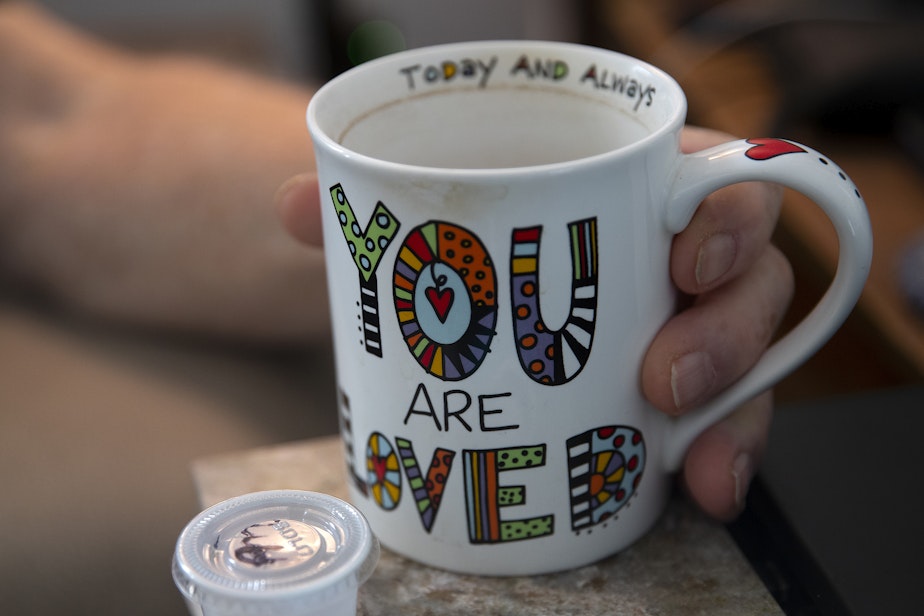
[674,126,784,295]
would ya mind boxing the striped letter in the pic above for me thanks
[511,218,598,385]
[463,445,553,543]
[330,184,401,356]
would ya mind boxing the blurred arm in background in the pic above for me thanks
[0,1,327,344]
[1,1,792,522]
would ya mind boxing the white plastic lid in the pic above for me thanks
[173,490,379,616]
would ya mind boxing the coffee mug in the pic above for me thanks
[306,41,872,575]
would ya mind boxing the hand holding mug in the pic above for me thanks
[643,125,792,521]
[277,41,871,575]
[278,125,788,522]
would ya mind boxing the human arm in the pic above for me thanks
[0,2,327,343]
[1,3,791,520]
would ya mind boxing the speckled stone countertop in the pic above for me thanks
[193,436,781,616]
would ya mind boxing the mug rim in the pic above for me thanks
[307,40,687,178]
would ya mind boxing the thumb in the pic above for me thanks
[275,173,323,247]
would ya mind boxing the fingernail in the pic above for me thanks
[731,453,753,511]
[670,351,716,411]
[274,173,323,247]
[696,232,736,287]
[274,173,308,209]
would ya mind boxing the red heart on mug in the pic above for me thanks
[745,138,806,160]
[372,456,388,482]
[425,286,454,323]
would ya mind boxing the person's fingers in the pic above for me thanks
[682,391,773,521]
[275,172,323,247]
[674,126,784,295]
[642,243,794,414]
[679,125,737,153]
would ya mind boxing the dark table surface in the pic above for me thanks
[730,385,924,616]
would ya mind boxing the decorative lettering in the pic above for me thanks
[478,392,518,432]
[341,417,648,541]
[403,383,516,433]
[580,64,656,111]
[464,445,553,543]
[393,222,498,380]
[403,382,443,430]
[511,218,599,385]
[510,54,569,81]
[366,432,402,510]
[337,388,368,496]
[330,184,401,356]
[399,56,498,90]
[395,437,456,532]
[566,426,645,532]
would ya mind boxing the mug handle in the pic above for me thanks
[661,138,873,471]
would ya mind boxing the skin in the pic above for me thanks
[2,2,793,521]
[0,2,327,342]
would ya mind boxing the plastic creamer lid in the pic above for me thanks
[173,490,379,615]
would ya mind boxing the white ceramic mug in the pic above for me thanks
[306,41,871,575]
